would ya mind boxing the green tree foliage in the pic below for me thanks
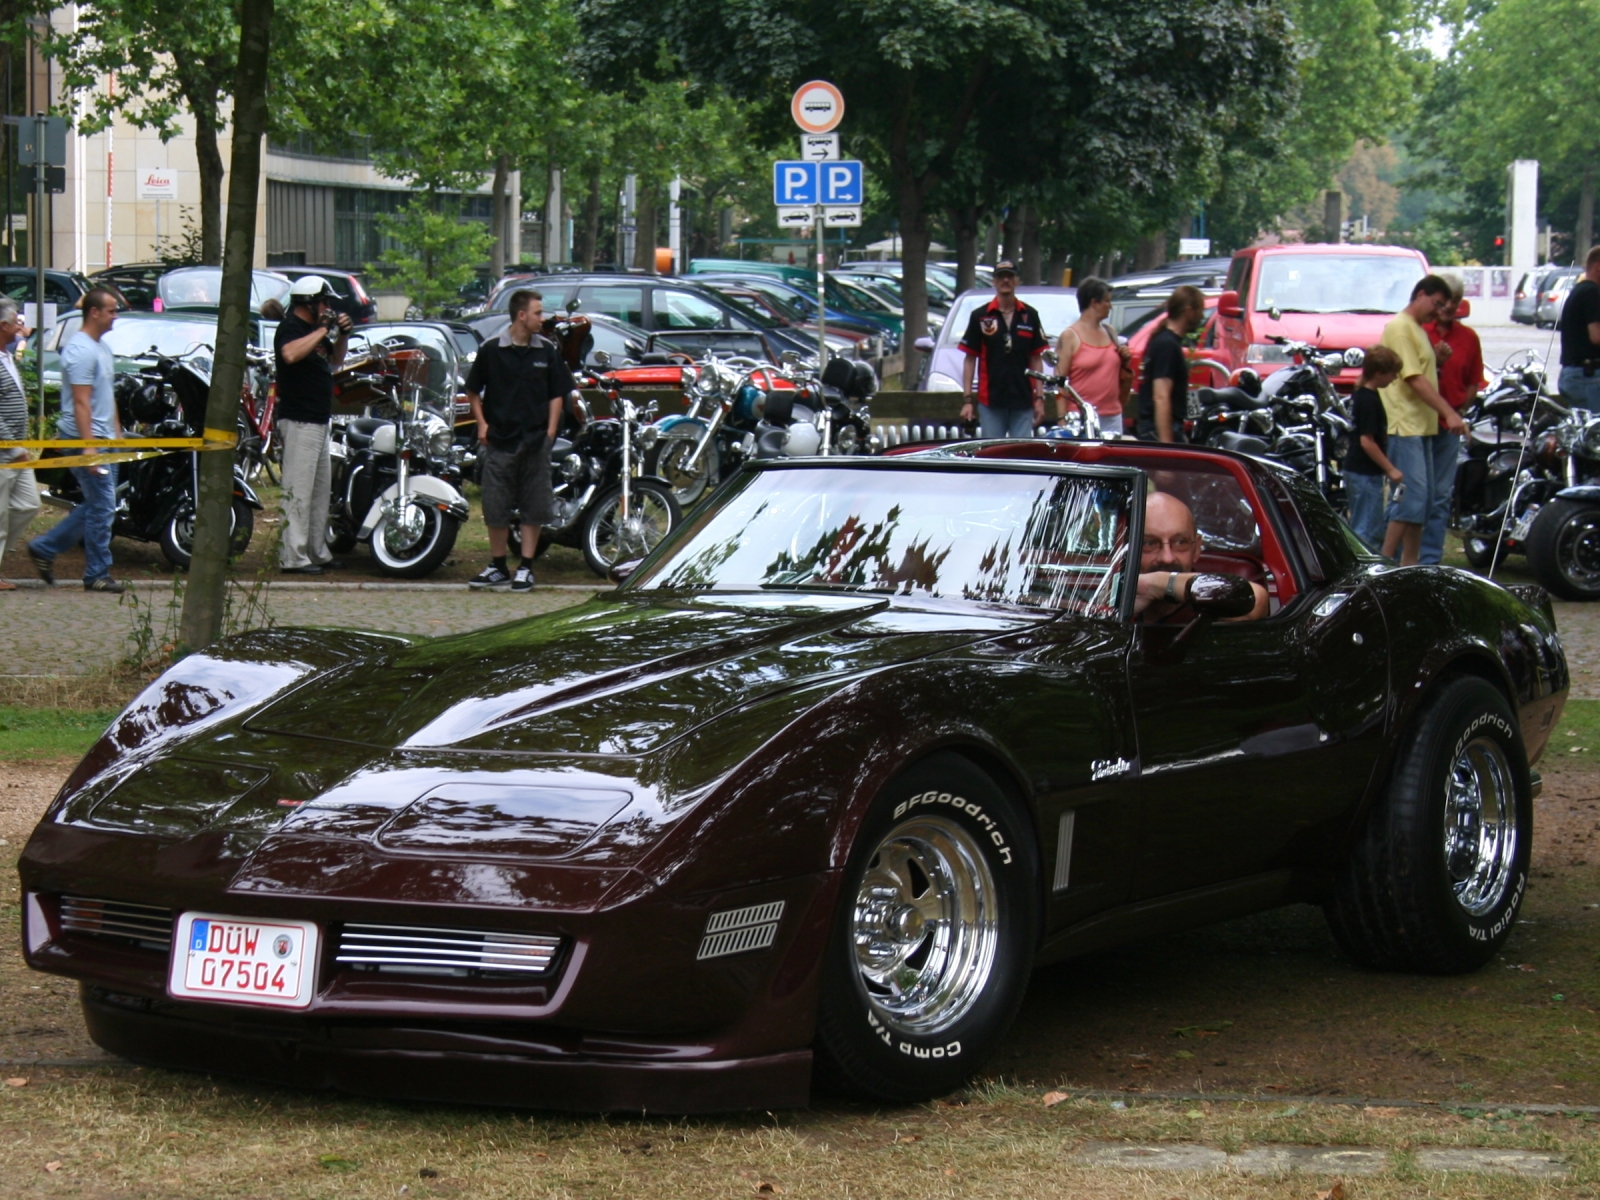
[373,197,495,316]
[43,0,243,263]
[1442,0,1600,256]
[575,0,1296,368]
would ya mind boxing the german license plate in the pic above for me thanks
[168,913,318,1008]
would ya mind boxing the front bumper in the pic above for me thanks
[82,986,812,1112]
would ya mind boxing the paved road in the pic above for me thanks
[0,582,597,678]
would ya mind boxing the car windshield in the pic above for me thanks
[832,277,895,313]
[159,268,291,311]
[50,314,245,359]
[940,292,1082,346]
[632,465,1134,614]
[1253,254,1423,315]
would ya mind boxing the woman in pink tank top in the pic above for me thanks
[1055,277,1131,433]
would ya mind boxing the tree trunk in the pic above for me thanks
[982,216,1000,266]
[489,154,508,279]
[179,0,271,653]
[1001,207,1021,263]
[1135,233,1165,271]
[1579,162,1595,263]
[948,204,978,293]
[192,105,226,265]
[636,183,657,272]
[581,167,601,270]
[898,185,931,380]
[1020,203,1041,284]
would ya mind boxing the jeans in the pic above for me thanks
[978,405,1036,439]
[1419,430,1461,565]
[1345,471,1387,553]
[278,418,332,568]
[32,462,116,582]
[1384,435,1433,526]
[1559,366,1600,413]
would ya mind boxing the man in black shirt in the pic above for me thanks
[1559,246,1600,412]
[465,289,575,591]
[1136,286,1205,442]
[958,261,1047,438]
[274,275,351,574]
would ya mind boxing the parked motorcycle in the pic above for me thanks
[1452,350,1563,571]
[38,352,262,569]
[649,352,874,507]
[1025,368,1106,440]
[325,342,470,578]
[514,362,681,576]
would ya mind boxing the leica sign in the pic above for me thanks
[137,168,178,199]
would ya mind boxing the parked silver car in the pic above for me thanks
[1512,266,1560,325]
[1535,267,1580,329]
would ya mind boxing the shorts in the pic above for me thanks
[479,438,554,527]
[1383,434,1432,525]
[1559,366,1600,413]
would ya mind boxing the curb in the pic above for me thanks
[1041,1087,1600,1117]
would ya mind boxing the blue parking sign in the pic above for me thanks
[819,161,863,205]
[773,160,864,207]
[773,161,818,206]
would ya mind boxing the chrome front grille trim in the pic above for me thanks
[60,895,173,950]
[335,923,562,976]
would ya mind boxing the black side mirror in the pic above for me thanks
[1188,573,1256,619]
[608,558,642,585]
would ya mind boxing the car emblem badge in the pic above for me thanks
[1091,757,1132,781]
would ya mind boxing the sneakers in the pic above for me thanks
[470,563,512,590]
[26,543,53,586]
[511,564,535,592]
[84,576,125,594]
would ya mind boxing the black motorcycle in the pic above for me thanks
[518,370,681,576]
[1452,351,1563,571]
[39,353,261,569]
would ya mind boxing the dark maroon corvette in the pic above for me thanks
[20,440,1567,1112]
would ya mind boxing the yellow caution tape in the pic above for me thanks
[0,427,238,470]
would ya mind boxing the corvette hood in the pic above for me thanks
[244,593,1033,757]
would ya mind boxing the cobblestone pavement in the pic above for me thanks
[0,582,598,677]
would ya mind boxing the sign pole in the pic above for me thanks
[816,206,826,370]
[33,113,45,439]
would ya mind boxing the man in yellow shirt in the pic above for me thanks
[1379,275,1464,565]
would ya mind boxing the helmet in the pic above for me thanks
[288,274,336,304]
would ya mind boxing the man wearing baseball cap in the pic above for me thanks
[959,261,1046,438]
[274,274,351,575]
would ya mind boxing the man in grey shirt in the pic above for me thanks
[27,288,123,591]
[0,297,39,588]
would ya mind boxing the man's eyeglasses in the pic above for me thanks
[1142,534,1195,553]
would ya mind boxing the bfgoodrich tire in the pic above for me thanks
[1325,676,1531,974]
[815,754,1038,1101]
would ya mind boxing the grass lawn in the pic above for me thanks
[0,705,122,760]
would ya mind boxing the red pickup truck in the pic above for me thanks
[1211,243,1429,391]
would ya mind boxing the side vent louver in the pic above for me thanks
[697,900,785,960]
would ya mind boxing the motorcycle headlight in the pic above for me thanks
[425,417,452,461]
[636,424,659,451]
[1246,343,1293,365]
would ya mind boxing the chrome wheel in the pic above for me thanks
[851,816,999,1037]
[580,481,678,576]
[1445,736,1519,916]
[650,429,716,508]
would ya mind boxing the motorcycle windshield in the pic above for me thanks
[346,324,461,419]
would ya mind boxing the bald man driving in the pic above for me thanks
[1134,492,1269,623]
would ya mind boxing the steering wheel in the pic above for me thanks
[663,351,697,366]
